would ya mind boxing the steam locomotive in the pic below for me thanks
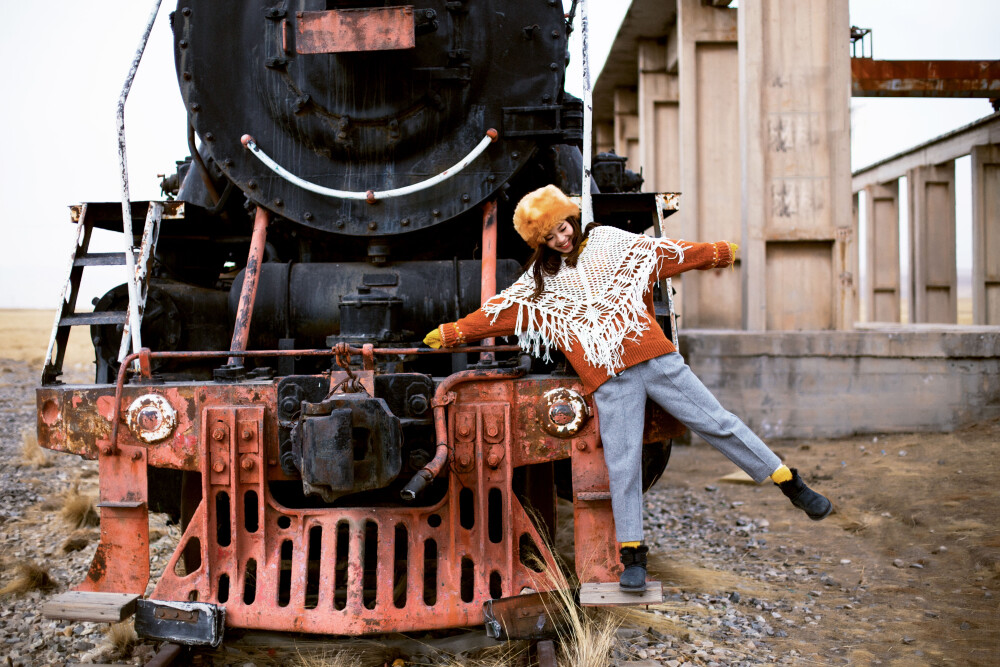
[37,0,678,645]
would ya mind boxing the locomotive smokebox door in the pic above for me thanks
[292,394,402,502]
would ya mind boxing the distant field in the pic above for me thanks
[0,309,93,375]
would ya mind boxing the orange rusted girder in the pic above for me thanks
[851,59,1000,98]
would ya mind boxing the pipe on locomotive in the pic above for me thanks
[400,353,533,502]
[241,129,499,202]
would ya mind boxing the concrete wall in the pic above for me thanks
[679,328,1000,439]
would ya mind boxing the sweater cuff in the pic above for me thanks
[439,322,466,347]
[714,240,734,269]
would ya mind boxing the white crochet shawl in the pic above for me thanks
[484,225,689,372]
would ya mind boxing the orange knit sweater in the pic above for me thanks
[439,237,733,394]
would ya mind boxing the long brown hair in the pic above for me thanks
[525,217,596,300]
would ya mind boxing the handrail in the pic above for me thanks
[116,0,163,368]
[241,129,499,202]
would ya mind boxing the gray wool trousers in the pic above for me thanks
[593,352,782,543]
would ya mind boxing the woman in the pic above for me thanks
[424,185,831,593]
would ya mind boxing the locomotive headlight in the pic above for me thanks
[538,388,590,438]
[125,394,178,444]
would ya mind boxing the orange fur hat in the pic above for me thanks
[512,185,580,248]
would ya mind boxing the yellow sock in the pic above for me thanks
[621,541,641,548]
[770,465,793,484]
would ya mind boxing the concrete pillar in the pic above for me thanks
[863,181,901,322]
[738,0,853,331]
[907,161,957,323]
[594,122,615,156]
[613,88,639,168]
[637,39,680,193]
[677,0,741,328]
[971,144,1000,325]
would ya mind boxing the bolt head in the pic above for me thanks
[241,457,254,471]
[212,461,226,473]
[576,441,587,451]
[242,429,253,440]
[459,454,472,467]
[131,450,143,461]
[212,426,226,441]
[487,453,500,467]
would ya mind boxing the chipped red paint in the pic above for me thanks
[296,8,416,54]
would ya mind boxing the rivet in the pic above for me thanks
[190,102,200,112]
[551,30,559,38]
[182,72,192,81]
[247,180,257,190]
[400,217,410,227]
[576,441,587,451]
[432,209,441,217]
[131,450,143,461]
[100,445,114,456]
[204,132,214,142]
[550,62,558,70]
[487,425,498,437]
[368,221,377,230]
[459,454,472,467]
[274,198,284,207]
[461,193,470,202]
[242,428,253,440]
[223,158,233,167]
[303,211,314,221]
[337,221,345,228]
[512,152,520,160]
[179,40,189,49]
[182,7,191,16]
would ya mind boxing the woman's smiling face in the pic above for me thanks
[544,220,574,253]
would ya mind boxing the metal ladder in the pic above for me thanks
[41,201,163,384]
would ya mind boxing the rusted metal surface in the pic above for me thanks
[36,343,683,635]
[148,372,575,634]
[401,355,531,500]
[125,393,177,444]
[295,8,416,54]
[851,59,1000,98]
[483,591,560,639]
[228,207,270,365]
[538,387,590,438]
[571,399,619,585]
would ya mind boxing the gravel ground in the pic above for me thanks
[2,357,996,666]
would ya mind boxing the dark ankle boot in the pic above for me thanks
[619,545,649,593]
[777,468,833,520]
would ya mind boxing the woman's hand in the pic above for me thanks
[423,328,443,349]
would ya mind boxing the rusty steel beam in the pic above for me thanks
[851,59,1000,98]
[480,200,498,363]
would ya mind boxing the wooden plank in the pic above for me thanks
[579,581,662,607]
[42,591,139,622]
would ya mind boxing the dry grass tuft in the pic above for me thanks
[20,429,51,468]
[104,620,138,657]
[295,647,369,667]
[0,562,56,596]
[62,530,94,553]
[61,485,99,529]
[520,551,620,667]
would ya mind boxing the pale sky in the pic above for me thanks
[0,1,997,310]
